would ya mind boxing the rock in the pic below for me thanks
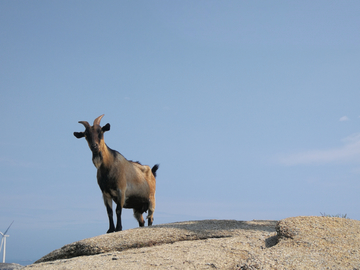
[34,219,276,263]
[23,217,360,269]
[237,216,360,269]
[0,263,24,270]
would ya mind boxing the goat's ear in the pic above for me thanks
[102,123,110,132]
[74,132,85,139]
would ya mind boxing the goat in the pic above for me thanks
[74,114,159,233]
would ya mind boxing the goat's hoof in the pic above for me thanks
[139,222,145,227]
[107,229,115,233]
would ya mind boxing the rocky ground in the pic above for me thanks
[0,263,24,270]
[23,216,360,269]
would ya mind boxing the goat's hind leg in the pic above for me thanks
[146,196,155,226]
[147,209,154,226]
[103,194,116,233]
[133,209,145,227]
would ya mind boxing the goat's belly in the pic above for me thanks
[124,195,149,212]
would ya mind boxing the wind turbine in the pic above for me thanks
[0,221,14,263]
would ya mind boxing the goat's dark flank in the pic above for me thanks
[74,114,159,233]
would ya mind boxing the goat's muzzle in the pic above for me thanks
[90,143,101,153]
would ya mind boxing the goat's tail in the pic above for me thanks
[151,164,159,177]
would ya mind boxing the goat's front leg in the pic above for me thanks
[103,194,115,233]
[115,204,123,231]
[114,188,125,231]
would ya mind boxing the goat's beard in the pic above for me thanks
[92,151,103,169]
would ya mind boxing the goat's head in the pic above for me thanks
[74,114,110,168]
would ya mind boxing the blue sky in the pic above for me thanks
[1,0,360,265]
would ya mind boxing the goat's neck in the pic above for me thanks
[93,141,114,169]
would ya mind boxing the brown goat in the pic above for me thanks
[74,114,158,233]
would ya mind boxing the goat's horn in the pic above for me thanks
[78,121,90,129]
[93,114,105,126]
